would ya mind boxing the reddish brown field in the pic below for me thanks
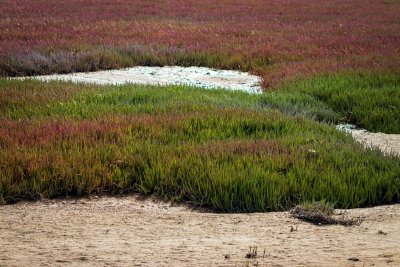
[1,0,399,85]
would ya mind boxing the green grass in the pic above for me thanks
[1,77,399,211]
[0,79,260,120]
[264,72,400,133]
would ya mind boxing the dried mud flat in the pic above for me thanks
[1,196,400,267]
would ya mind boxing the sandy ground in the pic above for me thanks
[21,66,263,94]
[337,124,400,156]
[1,196,400,267]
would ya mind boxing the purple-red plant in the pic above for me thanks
[1,0,399,84]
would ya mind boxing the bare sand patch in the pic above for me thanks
[1,196,399,266]
[337,124,400,156]
[22,66,263,94]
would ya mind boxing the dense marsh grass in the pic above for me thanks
[1,1,399,85]
[3,71,398,134]
[264,72,400,133]
[0,79,261,120]
[1,0,399,212]
[1,79,399,211]
[0,47,270,77]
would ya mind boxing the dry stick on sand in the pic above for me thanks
[290,202,364,226]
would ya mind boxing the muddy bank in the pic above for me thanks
[1,196,399,266]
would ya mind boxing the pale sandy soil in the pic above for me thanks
[337,124,400,156]
[20,66,263,94]
[349,130,400,156]
[1,196,400,267]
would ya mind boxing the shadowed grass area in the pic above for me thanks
[0,47,271,78]
[1,79,399,211]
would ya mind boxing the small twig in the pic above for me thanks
[378,230,388,235]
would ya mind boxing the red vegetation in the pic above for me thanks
[1,0,400,84]
[0,119,127,147]
[0,113,190,147]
